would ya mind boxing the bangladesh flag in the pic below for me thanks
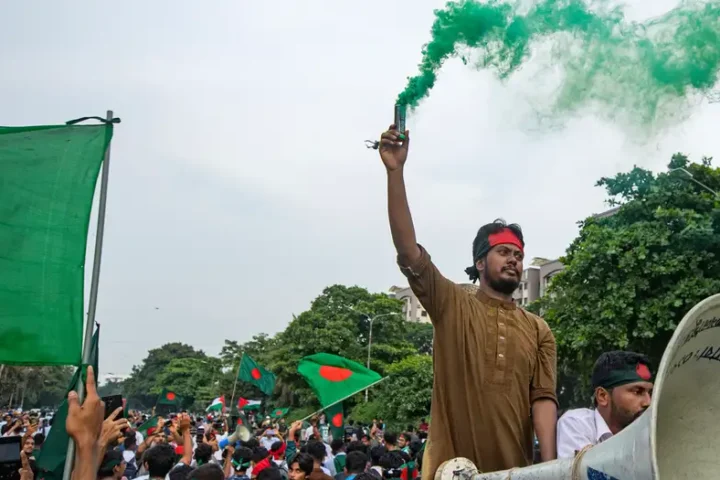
[0,123,113,365]
[238,354,276,395]
[297,353,383,408]
[156,388,182,407]
[269,407,289,419]
[137,416,160,437]
[36,325,100,480]
[325,402,344,441]
[237,397,262,411]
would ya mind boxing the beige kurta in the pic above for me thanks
[399,246,557,478]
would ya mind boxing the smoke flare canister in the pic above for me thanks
[394,104,406,135]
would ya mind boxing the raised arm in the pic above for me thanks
[379,125,420,265]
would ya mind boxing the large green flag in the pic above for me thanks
[0,124,112,365]
[238,354,276,395]
[325,402,344,441]
[156,388,182,408]
[297,353,383,408]
[36,325,100,480]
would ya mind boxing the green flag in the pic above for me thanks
[137,416,160,437]
[36,325,100,480]
[238,354,276,395]
[325,402,344,441]
[269,407,290,419]
[297,353,383,408]
[156,388,182,408]
[0,124,112,365]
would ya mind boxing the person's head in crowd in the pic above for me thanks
[22,436,34,455]
[232,447,253,477]
[369,446,386,468]
[97,449,126,480]
[257,466,283,480]
[408,440,422,459]
[379,451,405,479]
[345,451,368,477]
[33,432,45,449]
[397,434,411,450]
[189,464,225,480]
[291,428,301,443]
[405,425,415,434]
[353,474,376,480]
[306,440,326,467]
[169,465,195,480]
[417,431,427,442]
[309,416,318,427]
[592,351,654,434]
[143,444,177,479]
[124,434,138,452]
[243,437,260,450]
[360,434,370,447]
[346,441,367,456]
[331,439,345,455]
[288,453,314,480]
[252,446,273,477]
[2,414,10,424]
[383,432,397,451]
[269,441,286,464]
[195,443,214,466]
[465,219,525,294]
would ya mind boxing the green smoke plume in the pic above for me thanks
[398,0,720,125]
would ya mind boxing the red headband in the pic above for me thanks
[488,228,523,252]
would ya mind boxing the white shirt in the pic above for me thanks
[556,408,612,459]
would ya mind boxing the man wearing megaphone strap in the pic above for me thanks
[556,351,654,458]
[378,126,559,478]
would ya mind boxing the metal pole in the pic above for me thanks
[62,110,115,480]
[365,319,373,402]
[228,357,242,418]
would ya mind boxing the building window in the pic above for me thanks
[421,311,428,317]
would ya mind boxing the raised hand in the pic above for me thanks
[98,407,129,450]
[379,124,410,171]
[66,366,104,450]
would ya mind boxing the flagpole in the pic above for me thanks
[228,356,242,417]
[299,377,388,422]
[62,110,116,480]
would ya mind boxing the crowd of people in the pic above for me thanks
[9,367,430,480]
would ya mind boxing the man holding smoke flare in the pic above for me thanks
[377,123,558,478]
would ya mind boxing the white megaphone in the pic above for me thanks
[435,293,720,480]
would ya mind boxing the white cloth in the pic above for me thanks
[303,426,314,442]
[213,433,228,462]
[260,436,276,450]
[123,450,137,464]
[135,430,144,446]
[323,443,336,476]
[556,408,612,459]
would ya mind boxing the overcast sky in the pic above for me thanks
[2,0,719,375]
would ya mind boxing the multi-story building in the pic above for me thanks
[388,283,481,323]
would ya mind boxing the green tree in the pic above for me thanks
[267,285,413,407]
[97,379,126,398]
[535,154,720,408]
[374,355,433,428]
[0,366,73,408]
[124,343,207,409]
[155,357,223,411]
[405,322,434,355]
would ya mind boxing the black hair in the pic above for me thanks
[169,464,195,480]
[465,219,524,282]
[232,446,253,472]
[144,444,177,478]
[345,451,368,474]
[195,443,214,464]
[408,440,422,458]
[591,351,651,405]
[346,441,368,456]
[243,437,260,450]
[97,449,124,478]
[383,432,397,446]
[380,451,405,479]
[252,447,270,464]
[33,433,45,445]
[124,434,137,450]
[417,431,427,441]
[257,467,283,480]
[370,445,386,467]
[330,438,345,454]
[189,463,224,480]
[354,474,377,480]
[270,440,284,452]
[289,452,314,476]
[399,433,411,444]
[306,440,326,463]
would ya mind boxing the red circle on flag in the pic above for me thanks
[636,363,651,381]
[275,410,283,416]
[251,368,262,380]
[237,419,243,425]
[166,392,176,400]
[331,413,343,428]
[319,365,353,382]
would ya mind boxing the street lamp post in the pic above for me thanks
[669,168,719,198]
[361,312,401,402]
